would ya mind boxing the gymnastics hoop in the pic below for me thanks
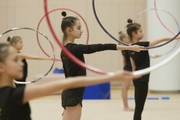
[36,8,90,61]
[92,0,177,49]
[43,0,180,76]
[133,32,180,76]
[132,3,180,75]
[43,0,114,75]
[0,27,55,84]
[44,0,180,76]
[154,0,176,35]
[134,7,180,57]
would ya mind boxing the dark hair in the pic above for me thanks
[61,11,79,44]
[0,43,10,62]
[126,19,141,40]
[7,36,22,45]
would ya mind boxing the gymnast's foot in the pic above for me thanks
[124,107,134,111]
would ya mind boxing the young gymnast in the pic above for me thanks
[118,31,159,112]
[126,19,180,120]
[118,31,133,111]
[0,43,139,120]
[7,36,52,86]
[60,11,145,120]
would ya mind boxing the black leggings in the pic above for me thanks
[133,81,148,120]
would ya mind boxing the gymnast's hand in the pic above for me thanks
[129,45,147,52]
[150,54,159,59]
[50,57,54,61]
[176,34,180,39]
[111,70,141,82]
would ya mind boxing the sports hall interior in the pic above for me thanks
[0,0,180,120]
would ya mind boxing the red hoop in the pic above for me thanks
[36,8,90,61]
[43,0,113,75]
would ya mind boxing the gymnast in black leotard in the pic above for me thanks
[7,36,52,86]
[60,11,145,120]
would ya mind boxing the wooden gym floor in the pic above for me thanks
[30,86,180,120]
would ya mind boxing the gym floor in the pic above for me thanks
[30,86,180,120]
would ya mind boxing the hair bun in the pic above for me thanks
[61,11,67,17]
[7,36,11,42]
[127,19,133,24]
[118,31,123,35]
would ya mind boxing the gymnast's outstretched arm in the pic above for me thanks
[22,70,138,103]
